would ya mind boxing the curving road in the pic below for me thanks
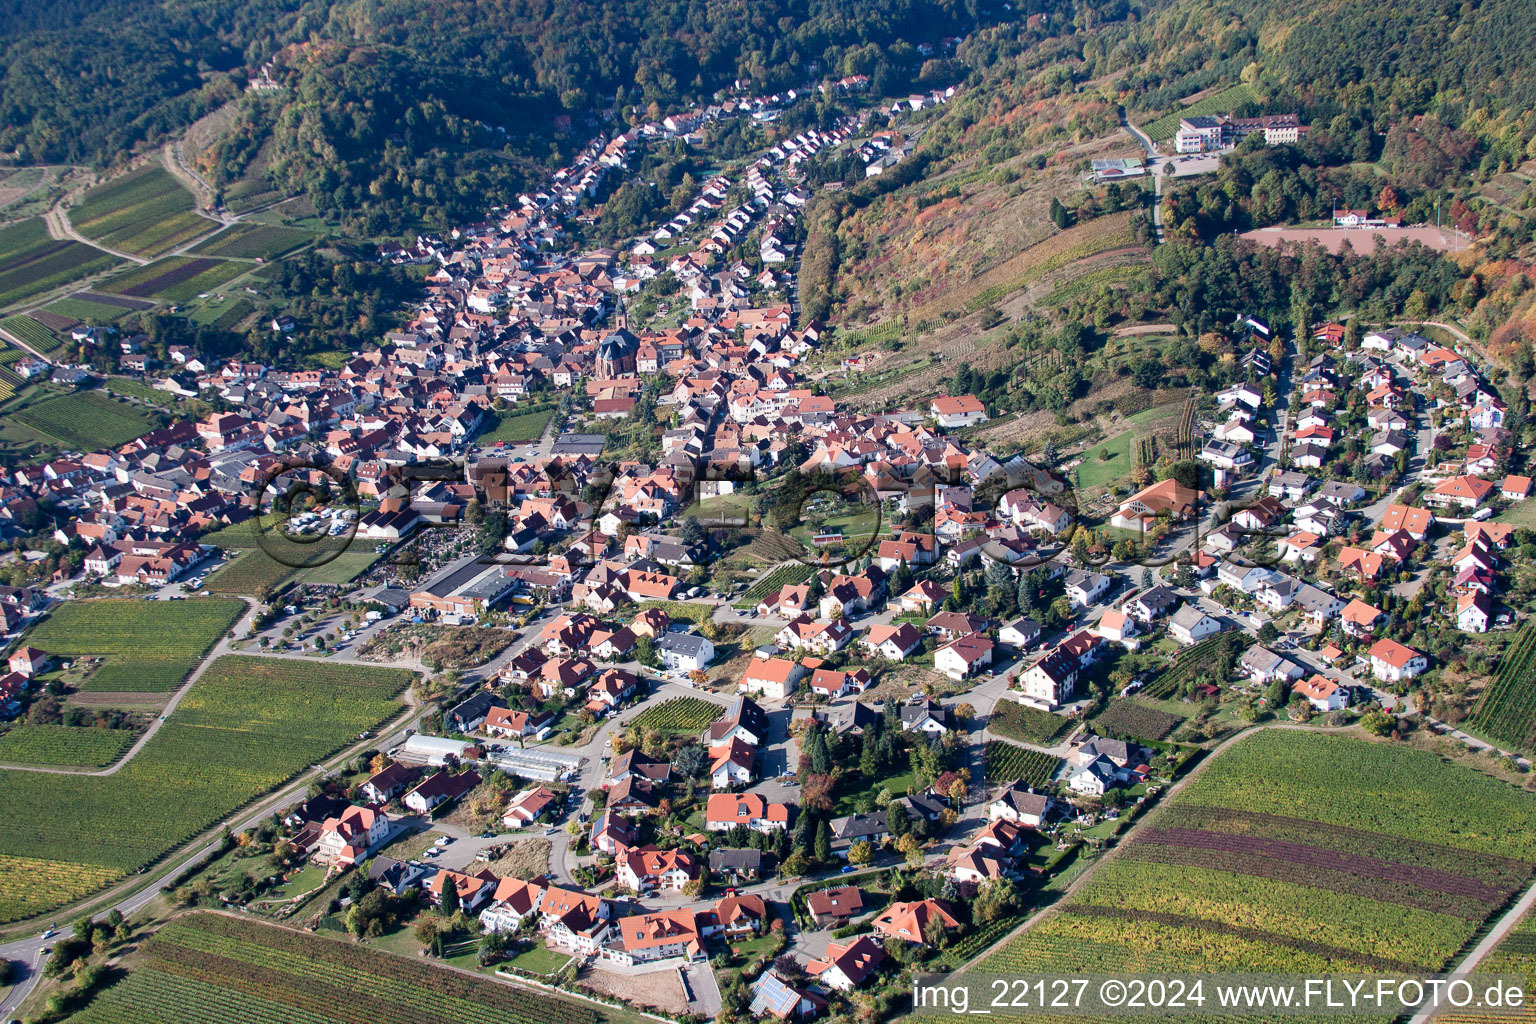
[1121,117,1164,243]
[43,203,148,266]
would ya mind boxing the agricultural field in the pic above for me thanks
[9,390,160,450]
[101,256,247,303]
[293,550,381,586]
[0,725,134,767]
[25,597,244,693]
[1465,620,1536,752]
[190,223,314,260]
[65,912,646,1024]
[982,741,1061,787]
[629,696,723,735]
[0,312,62,351]
[0,218,122,308]
[202,548,300,596]
[1072,429,1140,491]
[201,517,357,571]
[988,698,1073,745]
[101,376,211,416]
[1439,906,1536,1024]
[1139,83,1260,142]
[68,165,215,258]
[975,731,1536,1001]
[189,296,254,330]
[0,657,409,923]
[41,295,138,322]
[1092,700,1182,741]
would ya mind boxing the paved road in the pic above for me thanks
[1408,878,1536,1024]
[1121,118,1163,243]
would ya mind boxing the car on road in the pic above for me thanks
[840,865,856,874]
[40,927,54,939]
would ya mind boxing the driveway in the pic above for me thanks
[681,962,722,1017]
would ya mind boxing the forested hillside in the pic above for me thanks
[0,0,1011,232]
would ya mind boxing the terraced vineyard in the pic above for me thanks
[983,741,1061,786]
[203,549,300,596]
[736,562,815,608]
[69,165,215,258]
[190,223,313,260]
[966,731,1536,1021]
[42,295,139,322]
[0,725,134,767]
[102,256,247,303]
[66,912,646,1024]
[1092,700,1182,741]
[629,696,723,734]
[1439,904,1536,1024]
[25,597,244,692]
[0,657,409,923]
[1465,620,1536,751]
[1141,631,1248,699]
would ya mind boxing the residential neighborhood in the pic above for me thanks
[0,40,1533,1024]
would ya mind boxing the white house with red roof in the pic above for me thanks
[7,646,50,678]
[807,935,887,990]
[502,786,560,828]
[933,633,993,680]
[1426,475,1495,510]
[314,805,390,867]
[740,655,805,699]
[1368,638,1428,682]
[929,395,987,428]
[1293,674,1347,712]
[705,792,791,832]
[615,844,700,892]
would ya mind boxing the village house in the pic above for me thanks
[404,770,481,814]
[314,805,391,867]
[872,899,960,944]
[1168,604,1222,645]
[706,792,791,832]
[806,935,887,990]
[615,844,700,893]
[1368,638,1429,682]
